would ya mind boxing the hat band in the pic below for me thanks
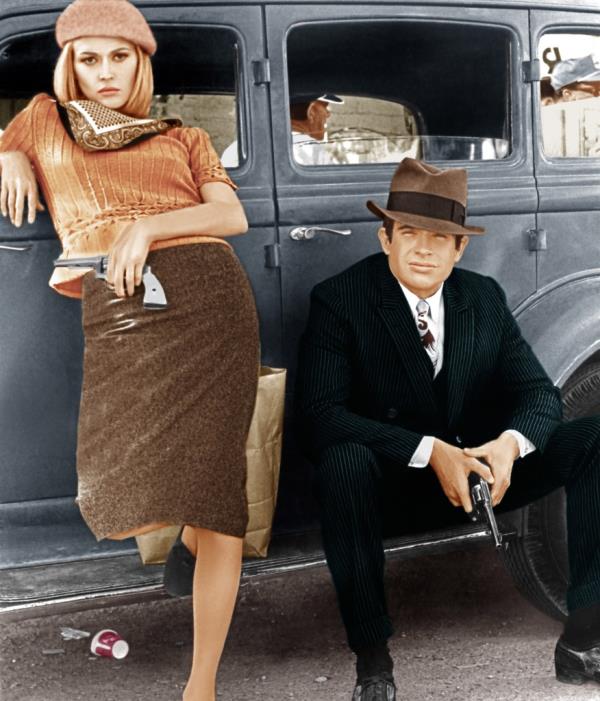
[386,191,466,226]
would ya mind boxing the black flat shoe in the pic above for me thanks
[555,638,600,685]
[352,675,396,700]
[163,526,196,598]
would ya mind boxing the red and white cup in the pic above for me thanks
[90,629,129,659]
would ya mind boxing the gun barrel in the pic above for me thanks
[483,501,503,548]
[53,256,106,268]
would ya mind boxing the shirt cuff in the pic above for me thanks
[409,435,435,467]
[503,430,536,459]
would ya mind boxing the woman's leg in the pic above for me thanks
[182,526,243,701]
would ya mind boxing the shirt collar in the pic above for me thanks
[398,281,444,324]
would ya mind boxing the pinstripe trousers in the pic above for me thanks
[314,417,600,652]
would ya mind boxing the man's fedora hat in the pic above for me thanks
[366,158,485,236]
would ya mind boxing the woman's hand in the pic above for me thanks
[106,219,155,298]
[0,151,45,226]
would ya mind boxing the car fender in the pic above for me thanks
[513,271,600,388]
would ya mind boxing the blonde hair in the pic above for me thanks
[53,41,154,118]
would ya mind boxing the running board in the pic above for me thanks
[0,524,516,622]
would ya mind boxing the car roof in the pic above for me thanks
[1,0,600,19]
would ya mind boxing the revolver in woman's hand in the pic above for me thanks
[53,255,168,309]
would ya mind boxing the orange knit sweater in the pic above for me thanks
[0,93,236,298]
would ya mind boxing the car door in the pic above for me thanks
[0,1,275,611]
[524,8,600,387]
[265,3,537,532]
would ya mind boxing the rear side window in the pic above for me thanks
[539,32,600,159]
[0,27,244,165]
[286,20,512,166]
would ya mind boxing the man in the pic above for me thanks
[541,53,600,104]
[295,158,600,700]
[220,93,343,167]
[289,93,343,162]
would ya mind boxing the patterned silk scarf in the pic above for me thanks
[57,99,182,152]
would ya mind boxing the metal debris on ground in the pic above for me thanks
[42,648,66,655]
[455,662,490,669]
[60,627,91,640]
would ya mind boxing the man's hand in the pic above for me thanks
[429,439,494,513]
[463,433,520,507]
[0,151,44,227]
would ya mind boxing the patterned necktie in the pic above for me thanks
[416,299,439,372]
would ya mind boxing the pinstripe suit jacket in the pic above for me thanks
[295,252,563,466]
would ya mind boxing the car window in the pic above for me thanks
[286,20,512,166]
[539,33,600,159]
[0,27,243,163]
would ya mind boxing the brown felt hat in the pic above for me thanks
[366,158,485,236]
[56,0,157,56]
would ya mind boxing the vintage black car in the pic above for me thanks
[1,0,599,623]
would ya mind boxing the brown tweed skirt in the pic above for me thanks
[75,243,259,541]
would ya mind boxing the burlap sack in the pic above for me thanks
[135,366,286,564]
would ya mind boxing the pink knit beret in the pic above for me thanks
[55,0,157,56]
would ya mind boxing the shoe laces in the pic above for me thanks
[355,676,396,701]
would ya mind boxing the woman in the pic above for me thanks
[0,1,259,699]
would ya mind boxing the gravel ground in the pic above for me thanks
[1,546,600,701]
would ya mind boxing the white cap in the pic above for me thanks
[550,54,600,91]
[317,94,345,105]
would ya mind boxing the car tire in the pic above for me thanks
[500,356,600,621]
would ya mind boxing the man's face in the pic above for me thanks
[378,223,469,298]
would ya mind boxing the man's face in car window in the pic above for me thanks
[378,223,469,298]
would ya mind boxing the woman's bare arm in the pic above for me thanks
[144,181,248,241]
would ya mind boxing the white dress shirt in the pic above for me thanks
[396,282,536,467]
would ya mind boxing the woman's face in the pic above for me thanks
[72,36,138,110]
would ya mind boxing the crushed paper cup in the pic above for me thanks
[90,629,129,659]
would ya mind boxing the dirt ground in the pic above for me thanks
[1,546,600,701]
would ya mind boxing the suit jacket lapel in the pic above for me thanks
[443,274,474,430]
[376,258,439,417]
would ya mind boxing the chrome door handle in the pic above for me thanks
[0,244,32,251]
[289,226,352,241]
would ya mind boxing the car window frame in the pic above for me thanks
[536,26,600,165]
[281,16,523,175]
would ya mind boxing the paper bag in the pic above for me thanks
[242,365,286,557]
[135,366,286,564]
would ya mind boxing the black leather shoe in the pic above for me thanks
[555,638,600,685]
[352,675,396,700]
[163,527,196,597]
